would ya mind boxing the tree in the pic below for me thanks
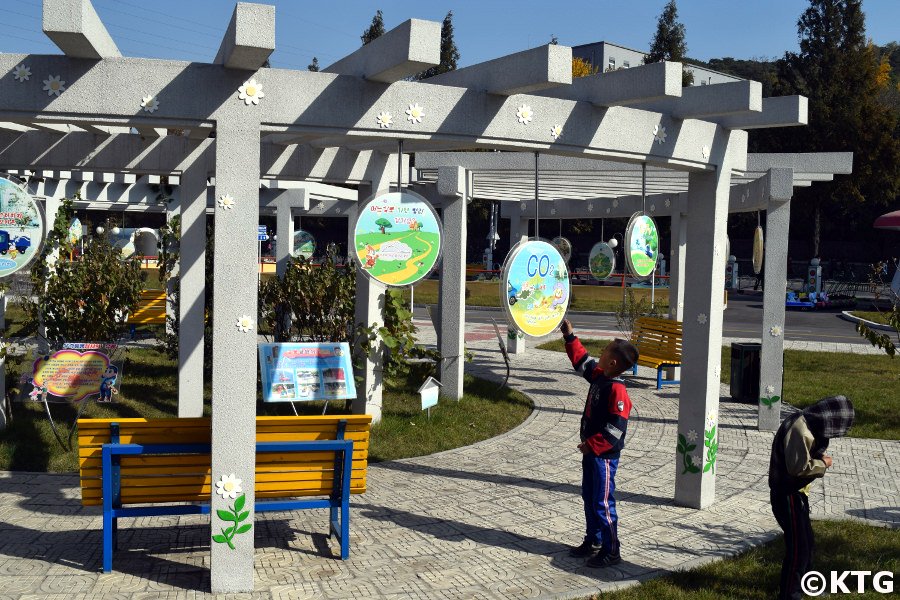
[361,10,385,46]
[572,57,598,78]
[644,0,693,86]
[375,218,392,234]
[752,0,900,257]
[416,11,460,80]
[307,57,319,72]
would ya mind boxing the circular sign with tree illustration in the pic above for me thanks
[624,212,659,280]
[352,189,442,287]
[752,226,764,274]
[501,239,570,337]
[0,176,44,278]
[551,236,572,262]
[588,241,616,281]
[292,229,316,260]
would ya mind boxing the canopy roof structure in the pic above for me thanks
[0,0,851,592]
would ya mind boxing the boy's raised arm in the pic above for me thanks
[562,320,599,382]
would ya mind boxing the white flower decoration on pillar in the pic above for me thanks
[550,124,563,139]
[665,198,671,208]
[13,64,31,82]
[765,385,776,395]
[237,315,253,333]
[516,104,533,124]
[706,412,717,430]
[375,111,393,128]
[42,75,66,97]
[697,313,708,325]
[714,365,720,378]
[692,454,702,466]
[650,204,656,212]
[612,199,619,208]
[686,430,698,442]
[405,103,424,123]
[770,325,782,337]
[653,123,667,144]
[550,208,556,215]
[606,207,610,214]
[140,95,160,113]
[238,79,265,105]
[741,191,748,204]
[520,203,527,212]
[218,194,235,210]
[215,473,243,500]
[701,145,710,159]
[587,203,594,212]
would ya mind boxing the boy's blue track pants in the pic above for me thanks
[582,455,620,555]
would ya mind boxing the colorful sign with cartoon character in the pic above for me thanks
[0,176,44,279]
[292,229,316,260]
[352,190,442,287]
[588,242,616,281]
[501,240,570,337]
[258,342,357,402]
[23,343,124,403]
[624,212,659,280]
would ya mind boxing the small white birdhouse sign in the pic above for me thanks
[418,376,442,415]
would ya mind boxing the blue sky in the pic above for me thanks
[2,0,898,71]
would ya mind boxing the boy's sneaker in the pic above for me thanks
[586,551,622,568]
[568,540,601,557]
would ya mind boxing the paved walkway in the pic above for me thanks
[0,325,896,599]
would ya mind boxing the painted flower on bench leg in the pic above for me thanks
[213,474,250,550]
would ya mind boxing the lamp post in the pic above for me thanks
[608,233,625,306]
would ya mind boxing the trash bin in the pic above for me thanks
[730,342,761,402]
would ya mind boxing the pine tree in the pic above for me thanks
[644,0,693,86]
[754,0,900,257]
[307,57,319,72]
[417,11,460,80]
[361,10,385,46]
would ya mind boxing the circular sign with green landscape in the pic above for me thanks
[551,236,572,262]
[624,212,659,280]
[0,176,44,279]
[292,229,316,260]
[352,189,442,287]
[588,241,616,281]
[500,239,570,338]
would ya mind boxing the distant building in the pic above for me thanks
[571,41,741,86]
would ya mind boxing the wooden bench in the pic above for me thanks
[127,289,166,337]
[77,415,371,573]
[629,316,683,389]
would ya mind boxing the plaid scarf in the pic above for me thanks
[803,395,855,439]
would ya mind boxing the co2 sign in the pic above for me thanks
[500,240,570,338]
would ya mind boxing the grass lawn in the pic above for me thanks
[405,280,669,313]
[536,339,900,440]
[851,310,894,326]
[596,520,899,600]
[0,348,531,472]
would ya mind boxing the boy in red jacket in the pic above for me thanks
[561,319,639,567]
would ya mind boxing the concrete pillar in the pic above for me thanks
[209,119,260,592]
[164,195,180,338]
[675,140,735,509]
[38,196,62,353]
[507,214,529,354]
[437,167,467,400]
[759,168,794,431]
[667,199,687,380]
[177,151,208,418]
[0,291,5,431]
[352,163,392,423]
[275,191,307,277]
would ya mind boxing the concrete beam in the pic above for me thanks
[324,19,440,83]
[213,2,275,71]
[747,151,852,175]
[42,0,121,59]
[717,95,808,130]
[426,45,572,95]
[538,61,682,107]
[635,80,762,119]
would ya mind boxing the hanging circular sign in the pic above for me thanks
[588,242,616,281]
[352,189,442,287]
[500,239,570,338]
[624,212,659,280]
[68,218,82,246]
[292,229,316,260]
[551,236,572,262]
[752,226,764,274]
[0,176,44,278]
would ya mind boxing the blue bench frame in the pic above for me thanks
[99,420,354,573]
[631,362,681,389]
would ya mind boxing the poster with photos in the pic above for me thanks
[258,342,356,402]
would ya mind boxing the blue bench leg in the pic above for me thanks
[632,364,638,376]
[329,505,338,539]
[340,446,352,560]
[657,368,663,390]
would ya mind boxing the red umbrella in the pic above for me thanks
[874,209,900,231]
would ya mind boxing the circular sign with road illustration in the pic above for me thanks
[501,239,570,338]
[352,189,442,287]
[0,176,44,279]
[624,212,659,280]
[588,241,616,281]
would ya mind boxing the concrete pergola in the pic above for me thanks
[0,0,849,591]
